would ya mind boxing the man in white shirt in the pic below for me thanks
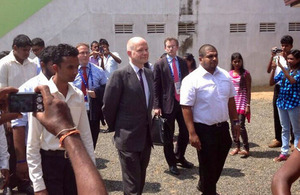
[99,38,122,79]
[11,46,56,190]
[31,38,45,75]
[27,44,95,195]
[180,44,240,195]
[0,34,37,195]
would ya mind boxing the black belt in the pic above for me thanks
[195,121,227,128]
[40,149,69,158]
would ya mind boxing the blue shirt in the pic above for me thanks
[275,69,300,110]
[73,62,107,91]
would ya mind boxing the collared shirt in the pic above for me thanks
[274,55,288,84]
[98,52,121,79]
[27,78,95,192]
[73,62,107,91]
[274,69,300,110]
[0,125,9,170]
[11,72,49,144]
[32,56,41,75]
[180,65,236,125]
[0,51,37,88]
[89,55,100,66]
[130,62,150,107]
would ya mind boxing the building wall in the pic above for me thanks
[0,0,299,86]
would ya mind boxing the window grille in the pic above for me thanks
[260,23,276,32]
[147,24,165,34]
[178,23,195,34]
[115,24,133,34]
[230,23,246,33]
[289,22,300,31]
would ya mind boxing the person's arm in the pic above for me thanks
[269,62,277,86]
[277,59,297,84]
[228,97,240,141]
[271,142,300,195]
[0,62,8,88]
[181,106,201,151]
[12,126,28,180]
[267,49,276,73]
[108,51,121,64]
[33,85,107,195]
[245,72,252,115]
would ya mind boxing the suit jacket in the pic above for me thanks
[153,56,188,114]
[102,65,154,152]
[89,84,105,121]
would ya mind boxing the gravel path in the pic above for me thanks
[95,92,300,195]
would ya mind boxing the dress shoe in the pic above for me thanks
[169,166,180,175]
[177,158,194,169]
[268,139,282,148]
[3,187,12,195]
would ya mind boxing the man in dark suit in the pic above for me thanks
[102,37,153,195]
[153,37,193,175]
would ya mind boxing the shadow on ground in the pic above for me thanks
[104,179,161,194]
[222,168,245,177]
[96,158,110,169]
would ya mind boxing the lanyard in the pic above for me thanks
[79,64,94,101]
[168,58,181,80]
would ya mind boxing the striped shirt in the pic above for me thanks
[229,70,250,122]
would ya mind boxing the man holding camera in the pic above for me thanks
[98,38,122,79]
[267,35,294,149]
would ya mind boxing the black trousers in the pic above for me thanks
[87,111,100,149]
[163,100,189,166]
[41,150,77,195]
[118,144,151,195]
[195,122,232,195]
[273,85,294,144]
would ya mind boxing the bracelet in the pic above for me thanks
[59,129,80,148]
[55,126,77,139]
[232,119,240,126]
[16,159,26,164]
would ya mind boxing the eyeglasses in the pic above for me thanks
[79,51,90,55]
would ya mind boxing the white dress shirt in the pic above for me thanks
[180,65,236,125]
[27,78,95,192]
[0,51,37,88]
[11,72,49,144]
[0,125,9,170]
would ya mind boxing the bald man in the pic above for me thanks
[103,37,153,195]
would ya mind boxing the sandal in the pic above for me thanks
[238,150,250,158]
[229,148,240,156]
[273,154,288,162]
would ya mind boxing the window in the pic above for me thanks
[114,24,133,34]
[260,23,276,32]
[178,23,195,34]
[289,22,300,31]
[230,23,246,33]
[147,24,165,34]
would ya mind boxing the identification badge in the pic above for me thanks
[174,81,181,94]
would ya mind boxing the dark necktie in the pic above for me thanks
[138,69,145,93]
[81,66,88,98]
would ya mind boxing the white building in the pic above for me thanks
[0,0,299,85]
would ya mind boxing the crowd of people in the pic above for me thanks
[0,33,299,195]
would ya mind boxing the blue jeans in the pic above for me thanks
[278,106,300,156]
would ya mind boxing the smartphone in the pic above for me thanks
[8,92,44,112]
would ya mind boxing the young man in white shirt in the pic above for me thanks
[27,44,95,195]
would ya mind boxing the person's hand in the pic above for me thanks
[90,50,100,57]
[87,90,96,98]
[33,85,75,136]
[271,47,277,57]
[245,106,250,115]
[277,57,284,69]
[233,125,241,142]
[189,133,201,151]
[1,169,9,188]
[0,87,22,125]
[271,60,277,71]
[154,108,161,116]
[16,162,29,180]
